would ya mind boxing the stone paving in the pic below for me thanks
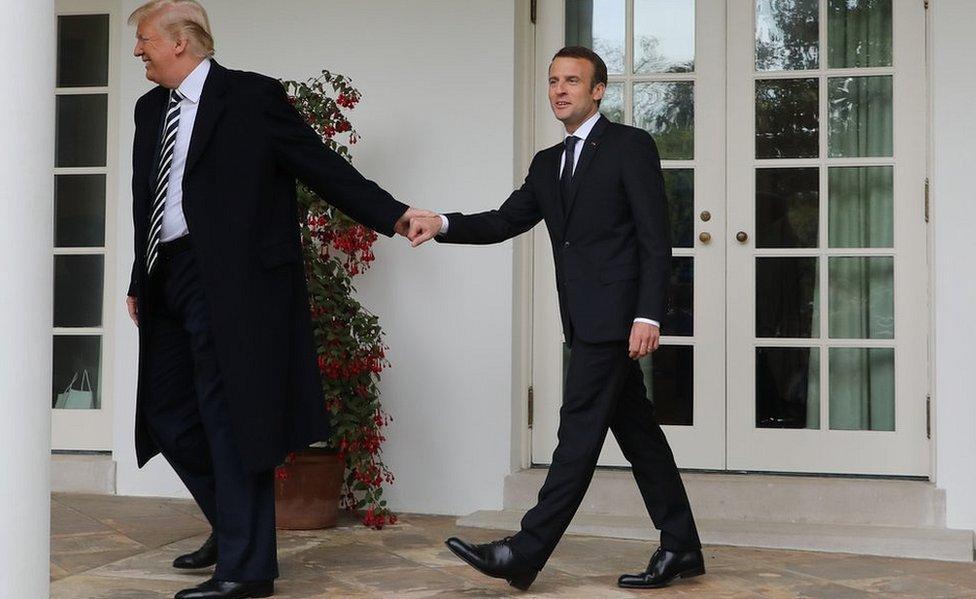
[51,493,976,598]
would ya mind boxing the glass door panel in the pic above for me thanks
[727,0,928,475]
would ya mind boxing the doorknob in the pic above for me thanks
[700,210,711,222]
[699,231,711,243]
[736,231,749,243]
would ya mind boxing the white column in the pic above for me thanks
[0,1,55,596]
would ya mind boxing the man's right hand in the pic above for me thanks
[408,215,444,247]
[126,295,139,327]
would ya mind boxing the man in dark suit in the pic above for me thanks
[125,2,430,598]
[409,46,704,591]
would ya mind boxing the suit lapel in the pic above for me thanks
[184,61,228,179]
[136,87,168,209]
[544,143,566,225]
[563,115,609,225]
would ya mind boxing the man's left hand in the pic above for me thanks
[395,207,437,238]
[628,321,660,360]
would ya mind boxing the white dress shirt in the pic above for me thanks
[160,58,211,242]
[440,109,660,328]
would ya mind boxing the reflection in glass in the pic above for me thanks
[756,257,819,338]
[828,256,894,339]
[566,0,626,74]
[662,257,693,336]
[755,0,820,71]
[600,82,625,124]
[54,255,104,328]
[828,76,892,157]
[756,168,819,248]
[756,79,819,159]
[56,94,108,167]
[57,15,110,87]
[829,347,894,431]
[52,335,101,409]
[828,0,892,68]
[756,347,820,428]
[828,166,893,248]
[641,345,693,425]
[55,175,106,248]
[635,82,694,160]
[634,0,695,73]
[664,169,694,248]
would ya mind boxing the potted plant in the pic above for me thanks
[274,71,397,530]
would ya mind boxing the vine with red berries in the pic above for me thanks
[278,70,396,529]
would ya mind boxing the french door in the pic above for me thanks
[531,0,929,476]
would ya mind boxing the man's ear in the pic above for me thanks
[173,36,189,57]
[592,82,606,102]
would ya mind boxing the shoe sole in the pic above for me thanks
[618,566,706,589]
[444,541,537,591]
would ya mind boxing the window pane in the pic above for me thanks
[829,347,894,431]
[756,347,820,429]
[53,335,101,409]
[756,257,820,338]
[57,14,109,87]
[54,255,104,328]
[56,94,108,167]
[756,0,820,71]
[664,169,694,248]
[600,82,624,124]
[828,0,892,68]
[634,0,695,74]
[828,166,893,248]
[566,0,626,74]
[756,78,819,159]
[828,256,894,339]
[828,76,892,157]
[641,345,693,425]
[635,81,694,160]
[662,257,693,336]
[55,175,106,247]
[756,168,819,248]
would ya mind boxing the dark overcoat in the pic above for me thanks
[129,61,407,473]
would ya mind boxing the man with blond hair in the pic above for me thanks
[125,2,430,597]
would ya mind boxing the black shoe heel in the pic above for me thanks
[680,566,706,579]
[507,570,537,591]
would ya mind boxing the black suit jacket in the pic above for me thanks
[129,61,408,472]
[439,115,671,344]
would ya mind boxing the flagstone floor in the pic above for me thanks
[52,493,976,598]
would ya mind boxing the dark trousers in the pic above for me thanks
[510,339,701,569]
[143,242,278,581]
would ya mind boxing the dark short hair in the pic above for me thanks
[551,46,609,91]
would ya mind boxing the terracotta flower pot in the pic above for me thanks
[274,448,344,530]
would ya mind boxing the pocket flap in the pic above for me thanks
[600,264,639,283]
[259,241,301,268]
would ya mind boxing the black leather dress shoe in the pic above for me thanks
[617,547,705,589]
[174,578,273,599]
[445,536,538,590]
[173,533,218,569]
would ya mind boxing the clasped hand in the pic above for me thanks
[394,208,443,247]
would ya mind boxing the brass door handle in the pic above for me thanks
[699,231,711,243]
[736,231,749,243]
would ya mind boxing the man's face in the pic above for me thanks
[548,57,605,131]
[133,14,183,87]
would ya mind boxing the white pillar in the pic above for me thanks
[0,1,55,596]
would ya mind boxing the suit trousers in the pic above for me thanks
[509,339,701,569]
[143,243,278,581]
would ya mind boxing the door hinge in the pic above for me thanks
[926,394,931,439]
[924,0,929,10]
[527,385,534,429]
[530,0,537,24]
[924,178,930,223]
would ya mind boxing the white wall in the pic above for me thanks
[931,0,976,530]
[113,0,518,515]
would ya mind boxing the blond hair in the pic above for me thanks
[128,0,215,58]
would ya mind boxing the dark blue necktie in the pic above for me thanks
[561,135,579,210]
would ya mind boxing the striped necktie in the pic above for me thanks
[146,89,183,275]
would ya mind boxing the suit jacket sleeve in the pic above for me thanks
[259,80,408,237]
[437,157,544,245]
[621,129,672,323]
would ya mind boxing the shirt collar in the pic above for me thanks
[564,110,602,143]
[175,58,211,103]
